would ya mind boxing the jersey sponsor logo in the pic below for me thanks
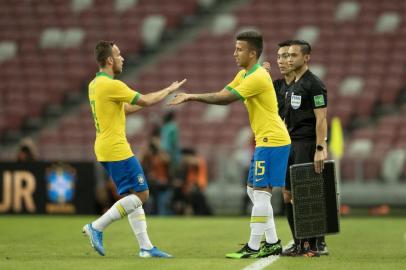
[137,174,145,185]
[291,94,301,109]
[314,95,325,107]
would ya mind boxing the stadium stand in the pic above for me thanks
[0,0,405,186]
[0,0,199,142]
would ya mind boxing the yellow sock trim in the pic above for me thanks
[250,216,268,223]
[136,214,146,221]
[116,203,126,217]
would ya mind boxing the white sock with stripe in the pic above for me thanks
[92,194,142,231]
[264,193,278,244]
[248,190,271,250]
[128,207,153,250]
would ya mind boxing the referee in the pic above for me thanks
[281,40,329,257]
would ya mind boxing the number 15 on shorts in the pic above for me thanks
[255,161,265,176]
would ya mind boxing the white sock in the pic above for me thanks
[247,186,254,203]
[128,207,153,250]
[248,190,271,250]
[264,193,278,244]
[92,194,142,231]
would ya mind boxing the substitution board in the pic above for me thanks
[290,160,340,239]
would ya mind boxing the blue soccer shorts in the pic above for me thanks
[101,156,149,195]
[247,145,291,188]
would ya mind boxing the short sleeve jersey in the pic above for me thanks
[88,72,140,161]
[225,64,291,147]
[285,69,328,141]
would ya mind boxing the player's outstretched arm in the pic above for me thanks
[168,88,239,106]
[136,79,187,107]
[124,103,143,114]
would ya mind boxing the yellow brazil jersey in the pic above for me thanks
[88,72,140,161]
[226,63,291,147]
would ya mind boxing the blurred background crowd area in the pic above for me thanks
[0,0,405,214]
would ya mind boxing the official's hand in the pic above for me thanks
[168,93,189,106]
[167,79,187,94]
[314,149,326,174]
[262,62,271,73]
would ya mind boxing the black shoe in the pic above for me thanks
[317,241,329,256]
[281,243,300,257]
[298,241,320,257]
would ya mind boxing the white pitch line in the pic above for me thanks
[242,240,293,270]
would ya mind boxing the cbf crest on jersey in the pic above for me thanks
[46,163,76,204]
[291,94,302,109]
[137,174,145,185]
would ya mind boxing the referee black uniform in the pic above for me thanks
[284,69,328,253]
[272,78,293,120]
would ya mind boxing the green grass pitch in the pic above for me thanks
[0,216,405,270]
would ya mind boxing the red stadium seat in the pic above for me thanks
[1,0,404,173]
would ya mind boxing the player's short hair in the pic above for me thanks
[278,40,293,48]
[95,41,115,67]
[290,40,312,55]
[236,30,263,59]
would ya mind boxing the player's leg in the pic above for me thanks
[89,158,146,230]
[226,156,259,259]
[127,190,153,250]
[91,192,144,231]
[258,145,290,258]
[226,187,271,259]
[83,157,145,256]
[128,193,172,257]
[246,147,275,254]
[119,157,172,258]
[83,192,145,255]
[249,188,272,251]
[226,149,268,259]
[254,188,282,258]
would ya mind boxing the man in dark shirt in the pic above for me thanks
[273,40,295,118]
[263,41,295,119]
[281,40,329,257]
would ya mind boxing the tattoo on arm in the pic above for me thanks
[190,89,238,105]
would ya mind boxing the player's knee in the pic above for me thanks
[133,190,149,203]
[253,190,271,206]
[252,190,271,215]
[283,191,292,204]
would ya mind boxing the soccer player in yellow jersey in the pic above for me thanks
[83,41,186,258]
[169,31,291,259]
